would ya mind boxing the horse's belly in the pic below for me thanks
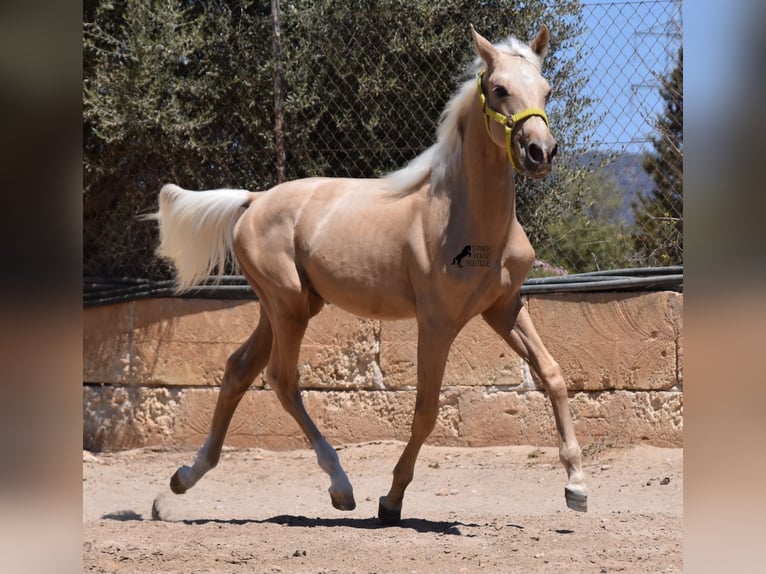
[303,255,416,320]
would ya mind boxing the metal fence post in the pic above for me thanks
[271,0,286,184]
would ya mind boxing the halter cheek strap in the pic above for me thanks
[477,70,549,172]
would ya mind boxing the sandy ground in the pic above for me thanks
[83,441,682,573]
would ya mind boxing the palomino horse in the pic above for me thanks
[148,25,588,524]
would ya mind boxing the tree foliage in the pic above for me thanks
[84,0,614,278]
[276,0,592,176]
[632,45,683,266]
[528,168,633,274]
[84,0,274,277]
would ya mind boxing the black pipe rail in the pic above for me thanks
[84,266,682,308]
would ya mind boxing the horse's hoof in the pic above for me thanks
[169,469,188,495]
[330,490,356,511]
[565,487,588,512]
[378,497,401,526]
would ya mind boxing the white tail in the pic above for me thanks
[145,184,252,292]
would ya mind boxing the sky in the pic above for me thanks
[577,0,682,154]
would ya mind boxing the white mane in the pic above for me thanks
[385,34,541,194]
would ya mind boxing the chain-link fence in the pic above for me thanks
[83,0,682,281]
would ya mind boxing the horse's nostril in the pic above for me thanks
[528,143,544,164]
[549,143,558,160]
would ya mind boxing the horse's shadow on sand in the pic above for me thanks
[102,511,479,536]
[250,514,477,536]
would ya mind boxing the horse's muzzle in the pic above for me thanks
[524,140,557,178]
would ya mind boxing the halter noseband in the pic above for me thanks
[477,70,549,172]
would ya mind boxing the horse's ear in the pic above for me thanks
[530,24,550,59]
[471,24,498,66]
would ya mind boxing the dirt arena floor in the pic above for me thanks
[83,441,682,573]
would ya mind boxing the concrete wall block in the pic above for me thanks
[629,390,684,446]
[131,299,260,387]
[527,292,681,391]
[83,384,182,452]
[132,298,261,343]
[83,302,132,384]
[84,384,683,452]
[305,389,463,445]
[174,388,306,450]
[458,388,683,448]
[568,390,683,447]
[669,292,683,387]
[379,317,526,389]
[83,292,683,451]
[173,388,460,450]
[304,390,415,444]
[458,388,558,447]
[298,306,383,390]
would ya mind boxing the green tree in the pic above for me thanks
[632,45,683,266]
[532,169,633,274]
[84,0,608,278]
[84,0,273,277]
[277,0,592,179]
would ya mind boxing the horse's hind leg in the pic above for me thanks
[170,311,272,494]
[267,293,356,511]
[483,297,588,512]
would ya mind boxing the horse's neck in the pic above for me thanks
[456,101,517,239]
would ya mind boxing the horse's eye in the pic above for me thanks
[493,85,509,99]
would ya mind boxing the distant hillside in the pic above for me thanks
[576,151,653,224]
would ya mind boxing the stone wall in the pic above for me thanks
[83,292,683,452]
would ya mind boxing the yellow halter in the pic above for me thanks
[476,70,549,172]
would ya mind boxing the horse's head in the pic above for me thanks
[471,25,557,179]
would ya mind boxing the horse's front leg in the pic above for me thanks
[483,297,588,512]
[378,323,457,525]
